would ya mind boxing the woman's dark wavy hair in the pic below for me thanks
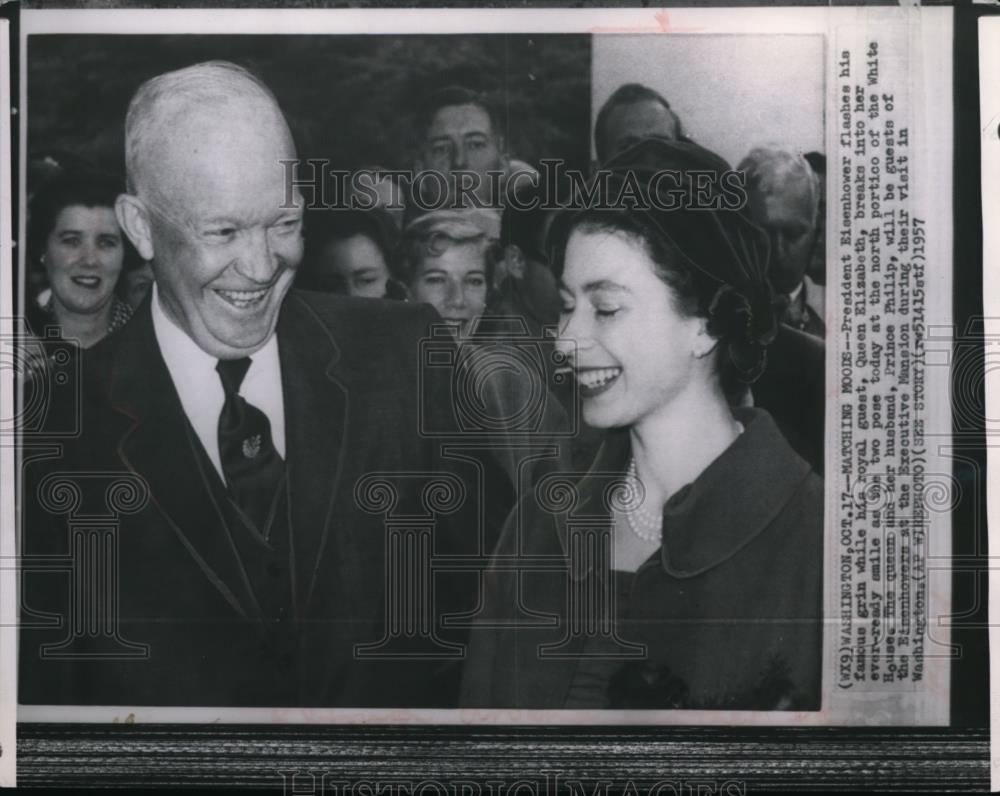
[299,206,399,291]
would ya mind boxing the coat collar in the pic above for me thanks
[558,408,812,578]
[657,407,812,576]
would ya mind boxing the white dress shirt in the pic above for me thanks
[151,284,286,480]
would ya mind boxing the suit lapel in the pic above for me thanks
[108,303,257,619]
[277,293,349,615]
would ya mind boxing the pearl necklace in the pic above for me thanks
[622,457,663,543]
[620,422,745,544]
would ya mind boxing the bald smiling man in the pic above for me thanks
[20,62,497,708]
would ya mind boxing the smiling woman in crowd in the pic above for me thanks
[393,209,497,337]
[460,138,824,711]
[27,171,134,348]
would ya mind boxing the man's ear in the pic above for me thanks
[115,194,155,262]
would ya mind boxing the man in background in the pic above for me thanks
[413,86,509,216]
[593,83,685,165]
[411,85,539,222]
[739,146,825,338]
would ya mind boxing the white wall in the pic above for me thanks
[592,34,825,167]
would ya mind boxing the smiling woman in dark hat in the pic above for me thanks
[460,138,823,711]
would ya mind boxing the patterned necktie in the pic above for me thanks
[216,357,286,535]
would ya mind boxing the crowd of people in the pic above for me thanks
[21,60,828,712]
[26,81,826,351]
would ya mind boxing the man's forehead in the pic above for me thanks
[141,94,290,161]
[142,105,296,211]
[427,103,494,137]
[751,179,815,222]
[753,168,814,200]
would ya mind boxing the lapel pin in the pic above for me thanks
[242,434,262,459]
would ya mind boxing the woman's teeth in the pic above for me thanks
[216,287,269,309]
[576,367,621,389]
[71,276,100,288]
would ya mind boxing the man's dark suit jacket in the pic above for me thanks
[19,290,494,707]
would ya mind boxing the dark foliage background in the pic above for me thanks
[26,33,592,184]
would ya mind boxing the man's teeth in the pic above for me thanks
[576,368,621,389]
[216,288,268,308]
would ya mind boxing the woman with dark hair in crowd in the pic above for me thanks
[461,138,823,711]
[27,170,134,348]
[347,166,407,229]
[298,207,402,299]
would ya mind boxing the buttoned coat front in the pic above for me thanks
[20,290,489,707]
[460,408,824,711]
